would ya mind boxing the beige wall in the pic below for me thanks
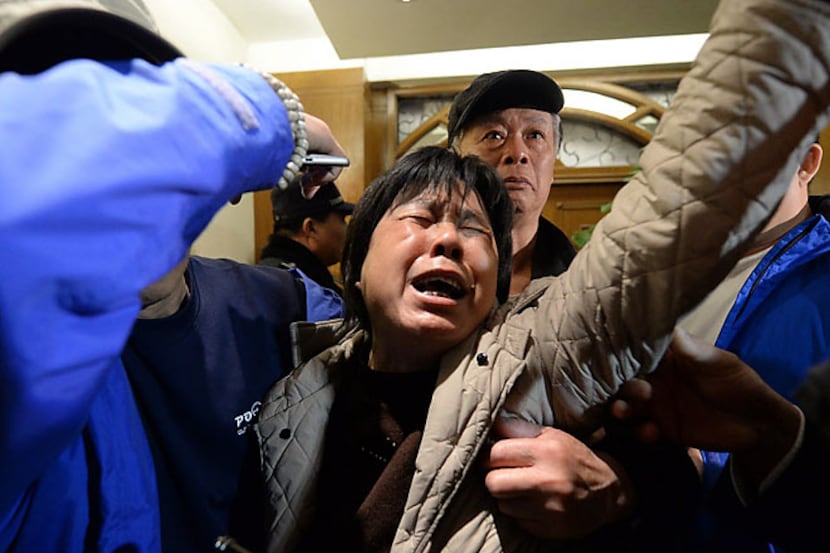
[253,68,367,263]
[145,0,258,263]
[814,126,830,195]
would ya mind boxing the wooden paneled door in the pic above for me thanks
[253,67,367,263]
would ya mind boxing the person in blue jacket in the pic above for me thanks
[123,254,342,553]
[611,330,830,553]
[681,141,830,398]
[0,1,345,551]
[678,141,830,551]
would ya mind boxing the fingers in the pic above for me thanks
[483,437,536,471]
[634,421,662,443]
[491,416,544,440]
[609,399,663,442]
[484,425,596,478]
[610,398,632,420]
[610,379,651,419]
[482,418,544,470]
[619,378,653,403]
[483,464,535,498]
[299,114,346,198]
[484,422,572,471]
[671,327,721,363]
[482,427,630,541]
[305,114,346,159]
[299,166,341,199]
[610,378,664,442]
[487,471,614,539]
[299,183,319,199]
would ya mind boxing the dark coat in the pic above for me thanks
[260,234,341,295]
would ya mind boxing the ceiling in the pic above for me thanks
[208,0,719,59]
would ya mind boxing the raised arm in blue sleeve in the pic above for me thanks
[0,57,293,526]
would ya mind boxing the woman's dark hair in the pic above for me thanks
[341,146,513,331]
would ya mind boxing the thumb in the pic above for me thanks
[491,416,544,440]
[671,327,720,364]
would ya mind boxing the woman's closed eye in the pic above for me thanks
[458,213,492,237]
[402,213,435,227]
[459,221,489,235]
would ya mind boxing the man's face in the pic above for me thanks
[456,108,557,224]
[311,211,350,267]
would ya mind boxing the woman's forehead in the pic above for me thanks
[395,180,485,210]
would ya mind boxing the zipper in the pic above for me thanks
[733,224,812,321]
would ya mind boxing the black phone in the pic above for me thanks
[302,154,350,167]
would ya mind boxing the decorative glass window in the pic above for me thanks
[394,78,679,175]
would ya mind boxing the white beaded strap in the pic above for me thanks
[242,64,308,189]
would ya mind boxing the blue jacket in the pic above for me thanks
[701,198,830,551]
[124,257,342,553]
[0,58,295,552]
[719,199,830,396]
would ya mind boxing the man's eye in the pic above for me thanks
[483,130,504,141]
[527,130,545,140]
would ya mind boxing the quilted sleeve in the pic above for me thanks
[536,0,830,432]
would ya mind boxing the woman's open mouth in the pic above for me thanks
[412,274,466,300]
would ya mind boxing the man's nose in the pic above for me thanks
[502,134,529,165]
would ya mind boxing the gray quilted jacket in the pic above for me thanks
[256,0,830,551]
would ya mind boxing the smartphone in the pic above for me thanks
[302,154,350,168]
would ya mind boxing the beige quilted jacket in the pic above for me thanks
[256,0,830,551]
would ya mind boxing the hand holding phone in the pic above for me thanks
[292,154,350,198]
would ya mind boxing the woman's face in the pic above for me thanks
[358,183,499,365]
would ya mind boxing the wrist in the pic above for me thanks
[242,65,308,190]
[731,402,803,498]
[595,451,637,524]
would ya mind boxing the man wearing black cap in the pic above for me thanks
[260,179,354,294]
[448,69,576,295]
[451,70,700,546]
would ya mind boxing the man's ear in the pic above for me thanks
[800,143,824,182]
[301,217,316,238]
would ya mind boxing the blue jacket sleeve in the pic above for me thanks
[702,450,730,491]
[291,268,345,322]
[0,57,294,512]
